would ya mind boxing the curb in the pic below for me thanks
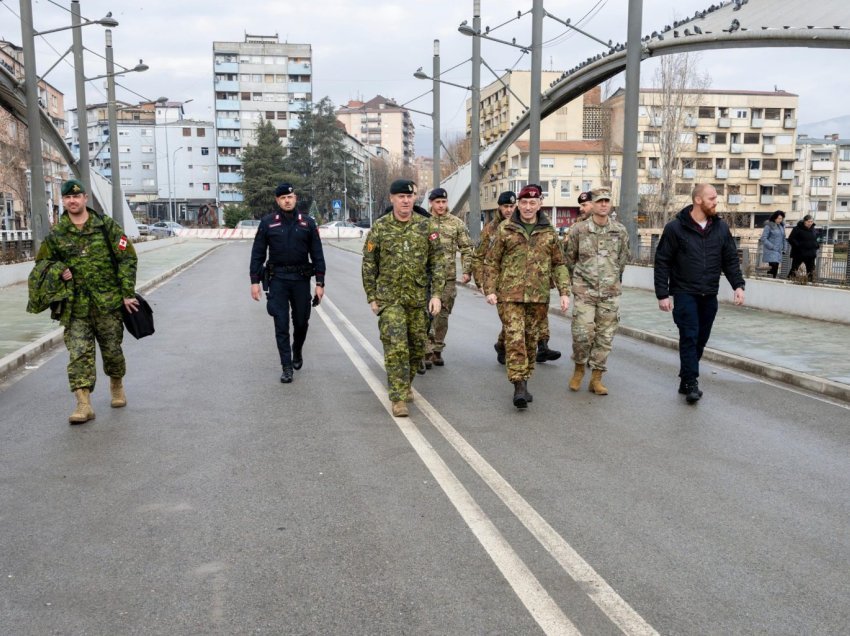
[0,243,222,382]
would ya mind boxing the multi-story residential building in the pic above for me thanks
[606,88,799,231]
[1,40,68,229]
[470,73,614,226]
[336,96,415,166]
[212,35,312,204]
[792,134,850,243]
[414,156,434,194]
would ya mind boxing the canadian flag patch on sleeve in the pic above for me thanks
[118,236,128,251]
[429,232,439,241]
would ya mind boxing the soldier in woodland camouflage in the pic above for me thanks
[424,188,472,368]
[563,188,630,395]
[31,179,139,424]
[483,184,570,409]
[472,190,516,364]
[361,179,444,417]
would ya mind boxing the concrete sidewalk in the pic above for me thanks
[0,238,223,379]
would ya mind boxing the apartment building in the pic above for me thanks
[1,40,68,229]
[606,88,799,230]
[212,35,312,203]
[336,96,415,166]
[793,134,850,243]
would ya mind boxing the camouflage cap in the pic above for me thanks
[61,179,86,196]
[591,188,612,202]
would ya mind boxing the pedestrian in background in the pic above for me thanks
[564,188,630,395]
[32,179,139,424]
[472,190,516,365]
[361,179,444,417]
[424,188,473,368]
[484,184,570,409]
[759,210,787,279]
[787,214,819,283]
[250,183,326,384]
[654,184,745,404]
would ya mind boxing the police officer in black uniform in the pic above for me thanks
[250,183,326,383]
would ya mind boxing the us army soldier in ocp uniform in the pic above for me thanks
[564,188,630,395]
[361,179,445,417]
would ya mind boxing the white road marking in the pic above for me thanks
[315,301,579,636]
[320,296,659,636]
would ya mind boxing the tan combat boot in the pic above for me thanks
[391,401,409,417]
[588,369,609,395]
[568,363,586,391]
[69,388,95,424]
[110,377,127,408]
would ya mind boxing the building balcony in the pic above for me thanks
[781,169,795,179]
[220,191,242,203]
[837,184,850,196]
[810,186,832,196]
[697,143,710,153]
[760,194,774,204]
[216,117,242,129]
[718,117,731,128]
[811,161,834,171]
[751,118,764,128]
[716,168,729,179]
[218,172,242,184]
[763,144,776,154]
[215,99,240,110]
[217,137,241,147]
[684,115,698,127]
[648,168,662,179]
[749,169,762,179]
[730,143,743,154]
[213,79,239,92]
[649,115,662,127]
[288,101,310,112]
[728,194,742,204]
[288,62,312,75]
[784,118,797,129]
[217,155,241,166]
[289,81,312,93]
[214,61,239,73]
[682,168,696,179]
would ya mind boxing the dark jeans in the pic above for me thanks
[267,277,311,367]
[767,262,779,278]
[672,293,718,383]
[788,257,815,282]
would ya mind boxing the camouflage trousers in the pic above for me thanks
[426,281,457,354]
[379,303,428,402]
[64,307,126,392]
[571,294,620,372]
[497,302,548,382]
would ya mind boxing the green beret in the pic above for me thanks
[61,179,86,196]
[390,179,415,195]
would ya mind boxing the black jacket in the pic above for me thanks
[788,220,819,260]
[249,210,326,284]
[654,205,745,299]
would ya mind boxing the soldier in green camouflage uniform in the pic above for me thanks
[483,184,570,409]
[564,188,630,395]
[472,191,516,364]
[33,179,139,424]
[361,179,445,417]
[424,188,472,367]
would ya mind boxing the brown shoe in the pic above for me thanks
[568,364,586,391]
[391,401,409,417]
[432,351,444,366]
[588,369,609,395]
[110,377,127,408]
[69,388,96,424]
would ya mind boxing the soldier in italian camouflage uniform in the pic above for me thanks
[564,188,630,395]
[483,184,570,409]
[33,179,139,424]
[362,179,445,417]
[472,190,515,364]
[424,188,472,368]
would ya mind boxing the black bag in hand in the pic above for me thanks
[123,293,155,339]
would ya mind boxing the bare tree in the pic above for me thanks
[641,53,711,227]
[0,110,29,230]
[440,132,470,179]
[370,155,417,216]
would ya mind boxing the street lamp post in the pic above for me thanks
[470,0,482,243]
[432,40,441,190]
[170,147,183,222]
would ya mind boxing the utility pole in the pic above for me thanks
[105,29,121,220]
[71,0,91,193]
[469,0,482,242]
[620,0,643,255]
[433,40,441,190]
[528,0,544,184]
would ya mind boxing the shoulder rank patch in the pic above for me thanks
[429,232,439,241]
[118,236,128,251]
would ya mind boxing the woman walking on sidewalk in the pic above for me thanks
[760,210,787,279]
[787,215,819,283]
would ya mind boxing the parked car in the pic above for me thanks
[235,219,261,229]
[319,221,358,229]
[354,218,371,228]
[150,221,184,237]
[136,223,150,236]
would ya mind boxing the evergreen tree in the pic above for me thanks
[284,97,362,222]
[239,118,297,217]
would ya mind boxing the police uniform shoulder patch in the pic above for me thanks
[429,232,439,241]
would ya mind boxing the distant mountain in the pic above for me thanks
[797,115,850,141]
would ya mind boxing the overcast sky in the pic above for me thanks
[7,0,850,154]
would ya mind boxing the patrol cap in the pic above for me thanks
[591,188,612,202]
[390,179,416,195]
[61,179,86,196]
[428,187,448,201]
[497,191,516,205]
[275,183,295,197]
[517,184,543,200]
[577,191,592,204]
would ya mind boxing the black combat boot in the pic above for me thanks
[494,343,506,365]
[512,381,528,409]
[280,366,294,383]
[536,339,562,362]
[292,348,303,370]
[678,379,703,398]
[682,380,702,404]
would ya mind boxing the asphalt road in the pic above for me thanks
[2,241,849,635]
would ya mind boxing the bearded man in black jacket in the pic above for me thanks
[654,184,745,404]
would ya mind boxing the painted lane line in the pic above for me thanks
[315,302,579,636]
[321,296,658,636]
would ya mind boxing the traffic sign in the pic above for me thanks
[332,199,342,210]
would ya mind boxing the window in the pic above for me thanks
[582,180,592,192]
[675,183,691,195]
[735,109,748,119]
[119,146,131,153]
[203,183,211,191]
[841,147,850,161]
[266,111,276,120]
[762,159,778,171]
[541,157,555,169]
[142,163,152,170]
[188,165,193,170]
[278,130,287,138]
[142,178,155,186]
[643,131,659,143]
[713,132,726,144]
[743,133,760,144]
[140,128,152,137]
[698,106,714,118]
[182,127,191,136]
[730,158,745,170]
[119,162,131,170]
[560,181,571,197]
[197,128,205,137]
[696,158,712,170]
[764,108,781,120]
[713,184,725,195]
[574,158,588,169]
[201,147,209,156]
[141,145,153,153]
[241,92,251,101]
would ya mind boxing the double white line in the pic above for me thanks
[317,296,658,636]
